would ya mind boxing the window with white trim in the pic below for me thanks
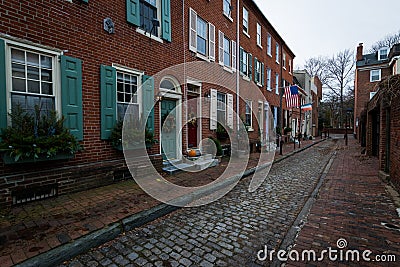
[217,92,226,123]
[197,17,208,56]
[289,59,292,73]
[370,69,381,82]
[140,0,159,36]
[267,34,272,56]
[283,53,286,69]
[275,43,280,63]
[378,47,388,60]
[275,73,279,94]
[255,60,261,84]
[116,71,140,121]
[241,49,250,77]
[266,68,271,91]
[245,100,252,128]
[223,36,231,67]
[257,23,262,47]
[189,8,215,61]
[243,7,249,34]
[10,47,56,116]
[223,0,232,18]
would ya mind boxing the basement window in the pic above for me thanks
[12,184,58,205]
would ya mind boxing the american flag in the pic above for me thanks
[285,85,299,109]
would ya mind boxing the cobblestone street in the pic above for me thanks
[59,141,336,267]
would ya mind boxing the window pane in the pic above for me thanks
[11,49,25,63]
[41,69,52,82]
[12,63,25,78]
[40,55,52,69]
[117,72,124,82]
[125,83,131,94]
[41,82,53,95]
[197,37,206,55]
[28,80,40,93]
[27,52,39,67]
[27,66,40,80]
[12,78,26,92]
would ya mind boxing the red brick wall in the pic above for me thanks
[390,96,400,191]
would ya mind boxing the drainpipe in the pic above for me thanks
[236,0,240,134]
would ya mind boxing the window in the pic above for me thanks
[243,7,249,34]
[217,92,226,123]
[289,59,292,73]
[378,47,388,60]
[116,71,139,121]
[283,53,286,69]
[10,48,55,116]
[223,36,231,67]
[275,73,279,94]
[267,34,272,56]
[275,43,280,63]
[242,50,248,76]
[197,17,208,56]
[245,100,252,128]
[255,60,261,84]
[266,68,271,90]
[223,0,232,18]
[139,0,158,36]
[257,23,262,47]
[370,69,381,82]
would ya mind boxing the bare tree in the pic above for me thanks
[370,30,400,53]
[304,49,355,128]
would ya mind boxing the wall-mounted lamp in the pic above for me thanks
[204,92,210,98]
[155,92,163,103]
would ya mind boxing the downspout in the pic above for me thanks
[236,0,240,133]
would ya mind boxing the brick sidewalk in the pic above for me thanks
[0,138,322,266]
[287,137,400,266]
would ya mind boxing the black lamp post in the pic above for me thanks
[345,108,352,146]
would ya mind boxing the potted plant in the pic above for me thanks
[0,105,81,164]
[283,127,292,135]
[216,122,229,140]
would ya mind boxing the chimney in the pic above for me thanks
[356,43,363,61]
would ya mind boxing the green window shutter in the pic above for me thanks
[248,53,252,81]
[142,75,155,132]
[100,65,117,140]
[0,39,6,131]
[61,55,83,141]
[254,57,258,83]
[239,47,244,75]
[126,0,140,26]
[161,0,172,42]
[261,62,265,86]
[82,0,89,3]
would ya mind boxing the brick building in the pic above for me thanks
[0,0,295,206]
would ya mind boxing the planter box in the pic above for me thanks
[1,152,75,165]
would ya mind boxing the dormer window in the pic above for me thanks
[378,47,388,60]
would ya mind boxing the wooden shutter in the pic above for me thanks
[227,94,233,129]
[248,53,252,81]
[232,40,236,71]
[210,89,217,130]
[0,39,6,131]
[218,31,224,66]
[189,8,197,52]
[208,23,215,61]
[261,62,265,86]
[142,75,155,133]
[126,0,140,26]
[100,65,117,140]
[254,57,258,83]
[61,55,83,141]
[161,0,171,42]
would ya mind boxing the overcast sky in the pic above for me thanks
[253,0,400,69]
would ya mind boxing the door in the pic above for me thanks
[187,95,198,148]
[161,99,177,160]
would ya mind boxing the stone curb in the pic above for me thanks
[15,138,327,267]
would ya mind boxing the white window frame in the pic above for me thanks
[289,59,292,74]
[5,41,61,122]
[217,92,227,123]
[241,49,250,78]
[378,47,388,61]
[223,0,233,21]
[245,99,253,130]
[219,31,236,72]
[257,23,262,48]
[196,16,208,57]
[189,8,215,62]
[275,73,279,95]
[255,60,262,86]
[267,34,272,56]
[283,53,286,70]
[243,7,249,36]
[275,43,280,64]
[266,68,271,91]
[136,0,164,43]
[370,69,381,82]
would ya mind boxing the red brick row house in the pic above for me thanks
[0,0,295,207]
